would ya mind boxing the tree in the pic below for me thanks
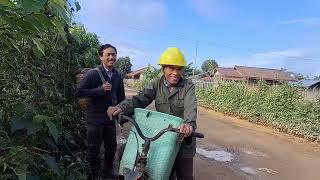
[185,63,202,77]
[0,0,79,56]
[294,73,309,80]
[201,59,218,72]
[115,56,132,78]
[0,1,99,179]
[71,25,100,68]
[144,65,162,80]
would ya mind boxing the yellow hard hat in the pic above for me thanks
[159,47,187,67]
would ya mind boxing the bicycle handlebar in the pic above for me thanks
[117,113,204,141]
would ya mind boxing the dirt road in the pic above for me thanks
[123,89,320,180]
[194,107,320,180]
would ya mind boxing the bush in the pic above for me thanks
[0,1,97,178]
[196,81,320,141]
[133,79,150,91]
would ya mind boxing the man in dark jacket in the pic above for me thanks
[75,44,125,179]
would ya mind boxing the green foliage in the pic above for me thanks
[115,56,132,78]
[185,63,201,77]
[133,79,150,91]
[70,25,99,68]
[196,81,320,141]
[132,65,161,90]
[201,59,218,72]
[144,65,162,80]
[0,0,77,55]
[0,1,95,179]
[193,69,202,75]
[295,73,309,80]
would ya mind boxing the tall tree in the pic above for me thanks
[201,59,218,72]
[115,56,132,78]
[71,25,100,68]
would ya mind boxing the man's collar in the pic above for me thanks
[163,79,171,87]
[102,63,113,72]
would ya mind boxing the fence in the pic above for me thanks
[124,79,139,87]
[303,89,320,101]
[192,80,217,89]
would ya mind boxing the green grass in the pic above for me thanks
[196,81,320,142]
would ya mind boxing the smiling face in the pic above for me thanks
[100,47,117,69]
[163,65,184,85]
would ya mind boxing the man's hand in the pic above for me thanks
[102,82,112,92]
[107,106,122,120]
[178,124,193,137]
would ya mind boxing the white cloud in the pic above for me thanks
[219,57,278,68]
[253,49,308,59]
[186,0,232,18]
[76,0,167,33]
[279,17,320,25]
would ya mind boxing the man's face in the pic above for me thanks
[100,47,117,68]
[163,65,184,85]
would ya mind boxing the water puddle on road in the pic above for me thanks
[196,148,234,162]
[258,168,278,175]
[240,167,257,175]
[242,149,267,157]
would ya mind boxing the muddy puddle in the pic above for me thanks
[196,147,235,162]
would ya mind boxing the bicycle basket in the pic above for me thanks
[119,108,184,180]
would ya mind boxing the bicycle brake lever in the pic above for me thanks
[113,115,123,133]
[117,122,123,133]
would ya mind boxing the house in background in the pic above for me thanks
[209,65,296,84]
[213,67,245,81]
[124,68,146,87]
[126,68,146,80]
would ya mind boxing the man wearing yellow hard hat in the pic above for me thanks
[108,47,197,179]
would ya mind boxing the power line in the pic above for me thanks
[193,41,198,76]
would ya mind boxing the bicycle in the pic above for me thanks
[116,113,204,180]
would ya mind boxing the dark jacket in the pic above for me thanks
[75,64,125,125]
[118,76,197,158]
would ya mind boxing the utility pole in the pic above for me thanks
[193,41,198,77]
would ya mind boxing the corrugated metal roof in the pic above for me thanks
[214,66,296,81]
[126,68,146,77]
[215,67,243,78]
[235,66,296,81]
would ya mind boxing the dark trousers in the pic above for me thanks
[87,123,117,173]
[169,158,194,180]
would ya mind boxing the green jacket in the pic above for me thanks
[118,76,197,158]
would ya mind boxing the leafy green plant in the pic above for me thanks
[133,79,151,91]
[115,56,133,78]
[0,1,98,179]
[143,65,162,80]
[196,81,320,142]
